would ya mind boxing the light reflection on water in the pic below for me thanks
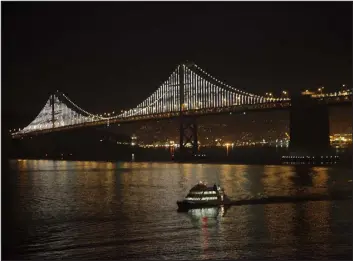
[3,160,352,260]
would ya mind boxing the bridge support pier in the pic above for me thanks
[179,115,198,159]
[289,95,330,155]
[177,63,198,160]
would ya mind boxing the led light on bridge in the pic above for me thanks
[11,64,350,137]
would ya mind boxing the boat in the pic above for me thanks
[177,181,231,211]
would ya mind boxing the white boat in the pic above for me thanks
[177,181,231,211]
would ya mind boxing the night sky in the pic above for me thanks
[2,2,352,128]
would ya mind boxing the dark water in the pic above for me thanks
[3,160,352,260]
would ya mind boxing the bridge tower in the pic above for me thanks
[50,93,55,128]
[289,95,330,155]
[179,63,198,159]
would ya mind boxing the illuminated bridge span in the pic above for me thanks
[11,62,352,140]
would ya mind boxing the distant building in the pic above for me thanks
[131,134,137,146]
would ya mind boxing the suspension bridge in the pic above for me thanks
[11,62,351,139]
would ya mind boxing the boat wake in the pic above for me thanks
[228,190,352,206]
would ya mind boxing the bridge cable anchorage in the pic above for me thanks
[12,62,349,137]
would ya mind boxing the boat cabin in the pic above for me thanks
[185,181,224,202]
